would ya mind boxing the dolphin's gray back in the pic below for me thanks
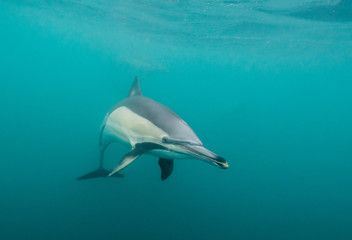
[109,96,202,145]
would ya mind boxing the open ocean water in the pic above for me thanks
[0,0,352,239]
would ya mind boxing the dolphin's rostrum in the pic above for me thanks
[77,76,228,181]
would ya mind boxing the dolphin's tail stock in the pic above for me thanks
[76,146,123,180]
[76,167,123,180]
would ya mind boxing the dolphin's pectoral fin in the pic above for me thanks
[76,168,123,180]
[108,149,142,177]
[108,142,165,177]
[158,158,174,181]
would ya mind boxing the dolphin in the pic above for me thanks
[77,76,228,181]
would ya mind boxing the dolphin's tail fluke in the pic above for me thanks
[77,145,123,180]
[76,168,123,180]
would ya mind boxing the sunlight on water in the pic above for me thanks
[2,0,351,69]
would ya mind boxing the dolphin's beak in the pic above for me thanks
[182,145,229,169]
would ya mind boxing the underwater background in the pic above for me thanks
[0,0,352,239]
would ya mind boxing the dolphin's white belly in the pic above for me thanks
[102,106,168,147]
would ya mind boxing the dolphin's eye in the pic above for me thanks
[162,137,171,143]
[162,137,198,145]
[162,137,183,144]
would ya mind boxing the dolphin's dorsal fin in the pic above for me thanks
[128,76,142,97]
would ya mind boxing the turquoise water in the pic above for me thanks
[1,1,352,239]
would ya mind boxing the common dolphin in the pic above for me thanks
[77,77,228,181]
